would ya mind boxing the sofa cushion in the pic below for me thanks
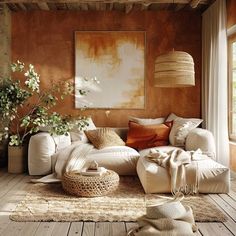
[28,132,71,175]
[137,146,230,193]
[185,128,216,156]
[51,145,140,176]
[85,146,140,175]
[85,128,125,149]
[126,121,172,150]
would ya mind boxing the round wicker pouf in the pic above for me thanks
[62,170,119,197]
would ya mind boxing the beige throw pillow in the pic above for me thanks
[129,116,165,125]
[85,128,125,149]
[169,118,203,147]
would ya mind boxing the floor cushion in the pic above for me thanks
[84,146,140,175]
[137,146,230,193]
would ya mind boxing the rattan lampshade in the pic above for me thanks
[154,51,195,87]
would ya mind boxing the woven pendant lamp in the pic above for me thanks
[154,51,195,87]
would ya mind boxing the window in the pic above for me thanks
[229,34,236,140]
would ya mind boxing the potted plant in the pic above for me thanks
[0,61,91,173]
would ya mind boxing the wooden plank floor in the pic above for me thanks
[0,169,236,236]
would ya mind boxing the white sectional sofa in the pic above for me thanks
[28,127,230,193]
[28,128,139,176]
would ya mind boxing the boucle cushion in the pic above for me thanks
[169,118,203,147]
[28,132,71,175]
[85,128,125,149]
[70,117,96,143]
[126,121,172,150]
[129,116,165,125]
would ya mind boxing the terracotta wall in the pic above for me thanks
[227,0,236,28]
[11,10,201,127]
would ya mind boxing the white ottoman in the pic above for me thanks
[137,146,230,194]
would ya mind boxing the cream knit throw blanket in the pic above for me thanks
[32,142,94,183]
[146,149,199,194]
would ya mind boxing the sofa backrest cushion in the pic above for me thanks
[129,116,165,125]
[185,128,216,158]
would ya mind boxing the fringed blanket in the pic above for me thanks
[32,142,94,183]
[145,149,206,194]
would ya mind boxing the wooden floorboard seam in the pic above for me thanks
[206,195,236,236]
[209,194,236,220]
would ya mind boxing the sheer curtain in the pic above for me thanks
[202,0,229,166]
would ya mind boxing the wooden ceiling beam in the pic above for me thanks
[140,3,150,10]
[189,0,201,8]
[108,2,113,10]
[47,2,57,9]
[55,3,68,10]
[100,3,106,10]
[80,3,88,10]
[174,3,185,11]
[125,3,133,13]
[0,0,208,5]
[67,3,80,10]
[37,2,50,10]
[6,3,18,11]
[17,3,27,10]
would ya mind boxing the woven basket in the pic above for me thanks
[62,170,119,197]
[8,145,27,174]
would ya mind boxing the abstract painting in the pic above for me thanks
[75,31,145,109]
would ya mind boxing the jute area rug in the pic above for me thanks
[10,177,227,222]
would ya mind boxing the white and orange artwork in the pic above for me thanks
[75,31,145,109]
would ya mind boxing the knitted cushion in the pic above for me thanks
[85,128,125,149]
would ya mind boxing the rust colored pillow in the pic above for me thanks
[126,121,172,149]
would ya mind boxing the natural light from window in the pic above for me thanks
[229,37,236,140]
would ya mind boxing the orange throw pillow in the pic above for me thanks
[126,121,172,149]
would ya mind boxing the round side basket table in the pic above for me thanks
[62,170,119,197]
